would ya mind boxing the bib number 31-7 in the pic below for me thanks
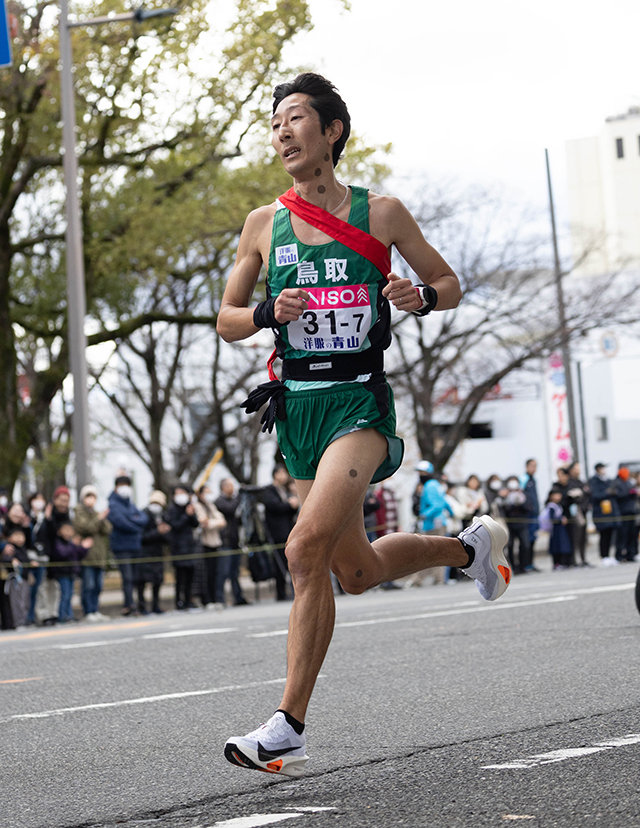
[287,285,372,352]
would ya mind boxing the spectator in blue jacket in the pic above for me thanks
[406,461,453,586]
[108,474,147,616]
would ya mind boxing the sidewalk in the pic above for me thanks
[80,568,276,618]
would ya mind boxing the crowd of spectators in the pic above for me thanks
[407,458,639,584]
[2,458,638,630]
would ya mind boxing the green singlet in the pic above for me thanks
[268,186,404,482]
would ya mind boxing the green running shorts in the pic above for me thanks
[275,378,404,483]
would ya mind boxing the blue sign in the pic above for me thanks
[1,0,12,68]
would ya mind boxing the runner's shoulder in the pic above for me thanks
[240,202,278,255]
[244,202,278,233]
[367,191,412,241]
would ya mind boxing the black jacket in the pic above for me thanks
[260,485,297,546]
[165,503,199,568]
[215,494,240,550]
[140,509,168,580]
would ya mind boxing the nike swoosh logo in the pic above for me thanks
[257,741,296,761]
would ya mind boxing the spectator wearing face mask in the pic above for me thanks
[215,479,249,607]
[35,486,72,625]
[612,466,639,562]
[194,485,227,609]
[140,491,171,614]
[166,485,200,610]
[26,492,49,625]
[73,485,112,621]
[502,475,536,574]
[108,474,147,616]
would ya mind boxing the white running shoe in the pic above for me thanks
[459,515,511,601]
[224,711,308,777]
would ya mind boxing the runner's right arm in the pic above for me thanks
[217,205,310,342]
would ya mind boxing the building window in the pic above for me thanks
[595,416,608,442]
[615,137,624,159]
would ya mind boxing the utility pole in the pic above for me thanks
[545,148,580,464]
[58,2,177,489]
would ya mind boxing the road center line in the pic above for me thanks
[0,677,43,684]
[209,809,336,828]
[248,595,577,638]
[143,628,236,639]
[0,677,287,725]
[482,733,640,769]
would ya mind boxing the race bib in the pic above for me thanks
[288,284,372,352]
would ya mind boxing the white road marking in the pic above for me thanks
[482,733,640,769]
[144,628,236,639]
[208,817,297,827]
[55,638,135,649]
[0,677,287,724]
[248,594,577,638]
[208,809,335,827]
[52,628,236,649]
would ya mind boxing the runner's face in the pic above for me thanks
[271,93,334,173]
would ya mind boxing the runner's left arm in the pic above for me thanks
[372,195,461,313]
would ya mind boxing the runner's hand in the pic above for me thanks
[274,289,311,323]
[382,272,423,312]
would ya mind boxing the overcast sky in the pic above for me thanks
[282,0,640,222]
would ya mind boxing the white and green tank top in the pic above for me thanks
[267,185,391,366]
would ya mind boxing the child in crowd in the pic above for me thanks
[1,527,32,630]
[50,521,91,623]
[539,486,572,570]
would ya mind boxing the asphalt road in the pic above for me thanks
[2,561,640,828]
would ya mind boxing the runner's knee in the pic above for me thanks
[285,526,332,583]
[332,566,370,595]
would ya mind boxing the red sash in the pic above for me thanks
[278,187,391,278]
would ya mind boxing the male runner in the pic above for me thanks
[217,73,511,776]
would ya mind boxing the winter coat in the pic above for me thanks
[194,500,226,548]
[419,479,453,532]
[1,542,30,581]
[35,506,71,559]
[519,473,540,515]
[73,504,112,568]
[108,492,147,552]
[214,494,240,550]
[139,509,167,582]
[539,502,572,557]
[260,484,297,546]
[165,503,199,568]
[589,474,621,531]
[50,537,87,579]
[611,476,639,516]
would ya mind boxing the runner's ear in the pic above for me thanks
[327,118,343,144]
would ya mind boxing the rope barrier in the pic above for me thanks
[4,514,638,571]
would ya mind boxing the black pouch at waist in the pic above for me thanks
[282,348,384,381]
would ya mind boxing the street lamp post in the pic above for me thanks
[545,147,580,464]
[58,2,177,490]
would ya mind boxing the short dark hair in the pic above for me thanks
[272,73,351,167]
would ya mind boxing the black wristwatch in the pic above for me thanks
[412,285,438,317]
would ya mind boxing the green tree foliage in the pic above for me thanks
[0,0,315,491]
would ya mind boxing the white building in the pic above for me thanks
[437,109,640,494]
[566,106,640,276]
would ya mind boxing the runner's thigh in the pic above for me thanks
[293,429,387,546]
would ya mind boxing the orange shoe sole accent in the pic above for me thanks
[498,564,511,585]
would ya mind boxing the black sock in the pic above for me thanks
[458,538,475,568]
[276,708,305,735]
